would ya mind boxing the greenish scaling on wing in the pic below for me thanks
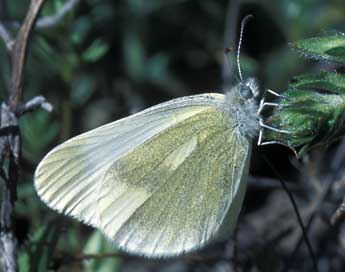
[34,14,269,258]
[34,77,261,257]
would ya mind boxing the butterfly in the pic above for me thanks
[34,15,287,257]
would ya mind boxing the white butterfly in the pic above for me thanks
[34,16,288,257]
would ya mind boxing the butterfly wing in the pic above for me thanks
[34,94,226,227]
[96,107,251,257]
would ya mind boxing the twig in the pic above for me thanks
[0,126,19,138]
[330,137,345,171]
[284,140,345,271]
[1,0,80,269]
[331,197,345,225]
[262,156,319,272]
[36,0,80,29]
[9,0,46,111]
[53,251,232,270]
[55,252,130,266]
[284,176,333,271]
[16,95,53,116]
[1,0,80,32]
[0,103,20,272]
[0,1,47,271]
[330,138,345,225]
[0,23,14,51]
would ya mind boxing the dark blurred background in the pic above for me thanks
[1,0,345,271]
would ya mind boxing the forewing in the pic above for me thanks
[97,108,250,257]
[34,94,225,226]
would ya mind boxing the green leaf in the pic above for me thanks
[293,34,345,63]
[16,182,45,218]
[56,224,81,255]
[23,219,62,272]
[21,111,60,162]
[19,252,30,272]
[263,89,345,156]
[71,75,96,106]
[146,53,169,82]
[32,36,80,82]
[71,16,92,45]
[82,231,121,272]
[82,39,109,63]
[123,32,146,81]
[290,72,345,94]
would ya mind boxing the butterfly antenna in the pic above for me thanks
[237,14,254,82]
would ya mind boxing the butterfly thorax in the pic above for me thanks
[224,78,260,139]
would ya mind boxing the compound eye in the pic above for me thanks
[239,85,253,99]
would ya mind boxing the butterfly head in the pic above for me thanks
[225,78,260,138]
[239,78,259,100]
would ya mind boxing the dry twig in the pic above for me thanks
[0,0,70,271]
[0,1,79,270]
[331,197,345,225]
[263,156,319,272]
[36,0,80,29]
[0,1,47,270]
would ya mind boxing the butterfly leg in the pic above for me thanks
[267,89,287,98]
[257,89,291,146]
[257,89,286,115]
[258,120,291,145]
[257,102,279,116]
[260,140,298,157]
